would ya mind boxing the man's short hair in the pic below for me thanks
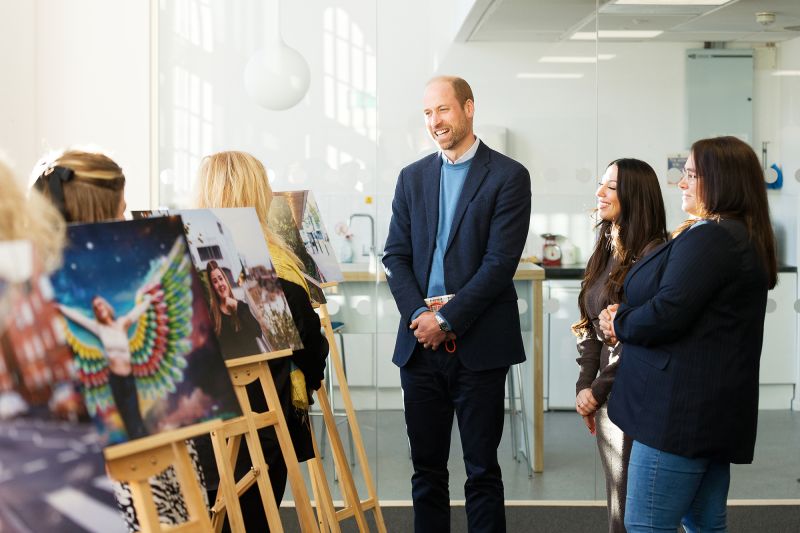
[427,76,474,107]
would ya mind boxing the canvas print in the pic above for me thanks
[274,190,343,286]
[134,208,302,358]
[269,192,332,304]
[50,217,241,445]
[0,240,80,421]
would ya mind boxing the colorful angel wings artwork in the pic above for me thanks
[51,217,242,446]
[59,237,193,441]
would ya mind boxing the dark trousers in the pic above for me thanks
[108,372,148,439]
[400,347,509,533]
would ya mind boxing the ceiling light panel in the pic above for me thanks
[571,30,664,40]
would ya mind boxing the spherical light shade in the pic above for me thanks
[244,43,310,111]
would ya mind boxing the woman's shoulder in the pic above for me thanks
[683,218,742,245]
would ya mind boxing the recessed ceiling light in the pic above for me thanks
[772,70,800,77]
[571,30,663,40]
[614,0,731,5]
[539,54,616,63]
[516,73,585,79]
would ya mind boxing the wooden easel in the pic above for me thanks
[210,350,320,533]
[310,294,387,532]
[104,420,220,533]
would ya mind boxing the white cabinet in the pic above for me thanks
[544,280,582,410]
[759,272,798,409]
[544,272,800,411]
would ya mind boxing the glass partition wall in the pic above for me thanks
[595,0,800,502]
[157,0,800,513]
[157,0,382,510]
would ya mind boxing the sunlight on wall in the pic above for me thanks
[171,0,214,52]
[323,7,377,142]
[169,66,214,205]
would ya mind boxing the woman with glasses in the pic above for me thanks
[600,136,777,532]
[573,158,668,532]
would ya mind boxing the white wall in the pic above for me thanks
[0,0,150,211]
[0,1,36,174]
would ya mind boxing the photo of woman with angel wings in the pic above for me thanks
[52,217,241,445]
[58,237,190,439]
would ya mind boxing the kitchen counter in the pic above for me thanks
[338,261,545,282]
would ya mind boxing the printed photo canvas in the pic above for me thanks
[134,208,303,358]
[50,217,241,445]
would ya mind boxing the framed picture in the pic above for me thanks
[50,217,241,445]
[134,208,303,359]
[270,190,344,303]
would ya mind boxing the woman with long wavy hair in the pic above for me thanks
[573,158,668,532]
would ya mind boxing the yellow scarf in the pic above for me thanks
[268,244,311,412]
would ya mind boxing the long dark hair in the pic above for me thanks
[205,260,241,335]
[675,136,777,288]
[572,158,668,337]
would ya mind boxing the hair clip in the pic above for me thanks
[34,165,75,222]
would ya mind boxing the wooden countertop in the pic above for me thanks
[337,261,545,283]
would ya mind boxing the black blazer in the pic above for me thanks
[608,219,769,464]
[382,142,531,370]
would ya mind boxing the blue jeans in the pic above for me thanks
[625,441,730,533]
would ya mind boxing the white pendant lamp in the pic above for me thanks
[243,0,310,111]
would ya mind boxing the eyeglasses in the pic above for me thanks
[680,168,699,183]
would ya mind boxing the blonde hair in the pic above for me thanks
[37,149,125,223]
[194,151,303,268]
[0,159,65,272]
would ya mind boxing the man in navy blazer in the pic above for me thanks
[382,76,531,532]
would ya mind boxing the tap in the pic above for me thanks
[348,213,375,256]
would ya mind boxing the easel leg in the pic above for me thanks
[319,304,387,532]
[210,431,246,533]
[307,420,340,533]
[315,384,368,529]
[231,376,285,533]
[255,362,319,532]
[171,441,213,530]
[128,479,162,533]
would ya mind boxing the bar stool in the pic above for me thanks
[507,363,533,478]
[318,321,355,475]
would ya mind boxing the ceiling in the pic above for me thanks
[460,0,800,43]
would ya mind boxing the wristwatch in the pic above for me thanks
[434,312,450,332]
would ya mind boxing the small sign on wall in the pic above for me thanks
[666,153,689,185]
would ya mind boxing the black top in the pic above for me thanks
[575,257,621,405]
[217,300,263,359]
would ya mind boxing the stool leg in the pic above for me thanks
[337,331,355,467]
[516,363,533,478]
[508,367,518,461]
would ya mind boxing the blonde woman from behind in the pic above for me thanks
[195,151,327,532]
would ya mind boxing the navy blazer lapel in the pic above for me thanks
[444,143,490,253]
[422,154,442,275]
